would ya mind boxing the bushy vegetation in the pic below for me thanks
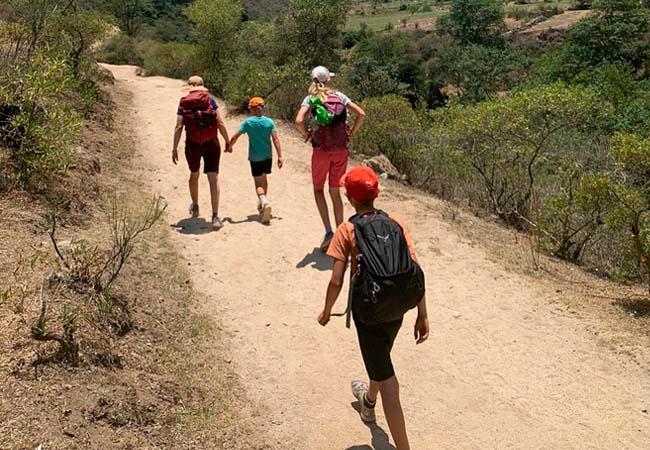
[1,1,169,368]
[340,0,650,286]
[0,0,113,192]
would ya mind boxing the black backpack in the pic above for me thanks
[338,211,425,327]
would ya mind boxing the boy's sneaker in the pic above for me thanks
[320,231,334,252]
[211,214,223,230]
[351,379,376,423]
[189,203,199,218]
[260,202,272,224]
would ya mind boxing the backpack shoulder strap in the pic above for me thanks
[348,213,363,224]
[329,217,362,330]
[330,263,355,329]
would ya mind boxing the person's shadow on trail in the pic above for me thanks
[296,247,332,271]
[223,214,282,227]
[171,218,213,235]
[223,215,261,225]
[345,401,396,450]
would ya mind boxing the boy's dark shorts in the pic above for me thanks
[353,314,404,382]
[250,158,272,177]
[185,138,221,173]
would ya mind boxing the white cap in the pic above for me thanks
[311,66,335,83]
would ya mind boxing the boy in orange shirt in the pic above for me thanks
[317,166,430,450]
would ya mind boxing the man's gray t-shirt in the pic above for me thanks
[301,91,351,109]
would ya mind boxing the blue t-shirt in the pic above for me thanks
[239,116,277,162]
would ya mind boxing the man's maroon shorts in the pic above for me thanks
[185,138,221,173]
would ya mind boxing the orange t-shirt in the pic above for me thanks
[327,214,417,274]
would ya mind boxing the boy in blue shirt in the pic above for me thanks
[227,97,283,224]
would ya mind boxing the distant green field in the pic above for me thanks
[347,11,444,31]
[346,1,578,32]
[347,1,445,31]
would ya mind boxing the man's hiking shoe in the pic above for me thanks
[211,214,223,230]
[189,203,199,218]
[351,380,376,423]
[260,202,272,224]
[320,231,334,252]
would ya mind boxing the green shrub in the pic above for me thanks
[603,133,650,287]
[137,40,201,79]
[352,95,424,169]
[433,83,614,228]
[96,33,144,66]
[223,57,307,120]
[0,53,82,191]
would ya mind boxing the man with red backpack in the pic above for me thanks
[295,66,366,251]
[173,75,230,230]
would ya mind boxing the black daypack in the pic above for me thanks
[343,211,425,327]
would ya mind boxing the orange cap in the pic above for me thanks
[249,97,265,108]
[340,166,380,201]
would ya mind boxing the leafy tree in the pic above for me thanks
[277,0,352,68]
[438,0,506,47]
[539,171,614,262]
[433,83,614,226]
[141,0,194,43]
[431,43,528,104]
[103,0,152,37]
[351,95,425,169]
[573,62,650,138]
[49,9,113,75]
[0,53,82,189]
[187,0,242,88]
[3,0,73,58]
[536,0,650,81]
[604,133,650,288]
[344,33,424,101]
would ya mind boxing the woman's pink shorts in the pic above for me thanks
[311,148,349,189]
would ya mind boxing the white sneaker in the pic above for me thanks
[351,379,376,423]
[260,202,272,224]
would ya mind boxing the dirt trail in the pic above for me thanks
[107,65,650,450]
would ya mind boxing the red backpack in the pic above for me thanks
[311,95,349,150]
[179,91,218,144]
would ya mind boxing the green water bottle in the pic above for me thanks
[309,97,333,126]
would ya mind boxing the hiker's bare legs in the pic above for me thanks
[189,171,200,205]
[329,187,344,228]
[314,187,332,231]
[206,172,220,215]
[367,380,380,403]
[379,376,410,450]
[254,174,268,197]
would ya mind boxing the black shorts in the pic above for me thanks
[250,158,272,177]
[185,138,221,174]
[353,314,404,382]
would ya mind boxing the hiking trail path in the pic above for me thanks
[107,65,650,450]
